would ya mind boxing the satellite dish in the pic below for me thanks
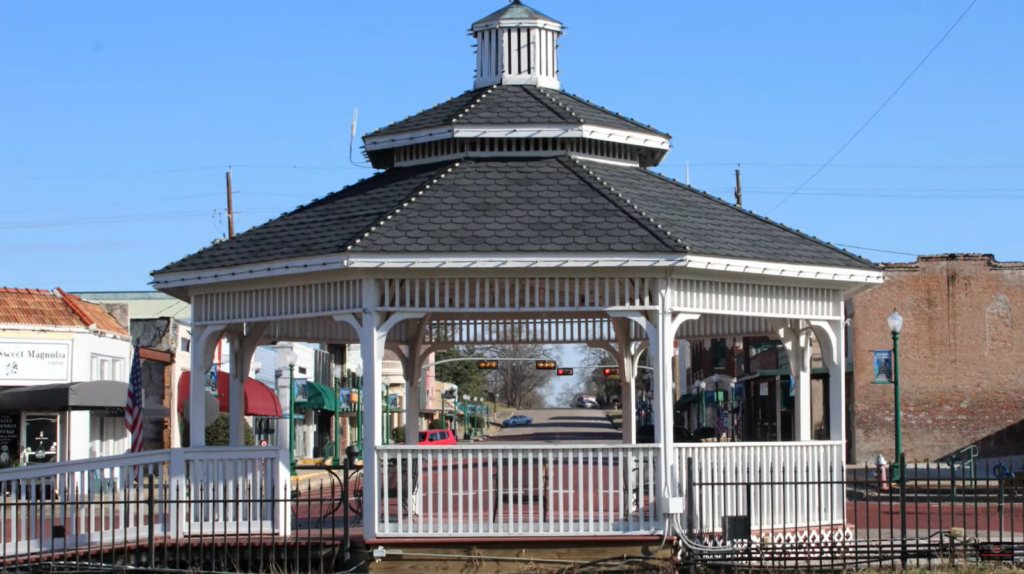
[182,391,221,429]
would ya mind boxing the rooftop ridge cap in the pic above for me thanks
[346,160,465,252]
[0,287,51,295]
[55,288,99,330]
[560,157,680,252]
[638,167,878,269]
[551,90,669,137]
[450,86,498,125]
[523,86,578,122]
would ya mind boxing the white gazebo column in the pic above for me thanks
[811,318,846,445]
[227,322,268,446]
[610,318,641,444]
[188,323,227,447]
[774,320,812,441]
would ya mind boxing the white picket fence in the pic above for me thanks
[0,446,288,557]
[375,444,661,537]
[674,441,846,535]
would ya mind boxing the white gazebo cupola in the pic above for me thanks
[471,0,563,90]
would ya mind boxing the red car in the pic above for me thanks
[418,429,457,446]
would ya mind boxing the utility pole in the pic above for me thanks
[225,168,235,237]
[734,164,742,208]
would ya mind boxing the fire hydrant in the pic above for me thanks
[876,454,889,492]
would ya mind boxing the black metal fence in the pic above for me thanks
[682,453,1024,571]
[1,461,363,574]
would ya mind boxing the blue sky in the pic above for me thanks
[1,0,1021,292]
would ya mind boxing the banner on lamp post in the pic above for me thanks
[872,350,893,384]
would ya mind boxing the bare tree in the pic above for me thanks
[579,347,620,405]
[482,342,559,409]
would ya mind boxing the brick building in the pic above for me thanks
[849,254,1024,463]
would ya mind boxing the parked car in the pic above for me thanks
[502,415,533,427]
[418,429,457,445]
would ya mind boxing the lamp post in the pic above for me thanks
[382,386,389,446]
[462,394,471,440]
[332,364,342,460]
[888,310,904,480]
[285,350,298,478]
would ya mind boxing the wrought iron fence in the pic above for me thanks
[0,461,362,574]
[682,453,1024,571]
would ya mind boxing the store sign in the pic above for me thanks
[759,382,769,396]
[0,339,71,385]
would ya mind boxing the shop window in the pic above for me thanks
[91,355,126,382]
[89,414,128,457]
[24,414,58,465]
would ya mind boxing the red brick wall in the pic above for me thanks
[850,254,1024,463]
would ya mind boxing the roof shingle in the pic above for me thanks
[367,85,667,139]
[155,158,874,274]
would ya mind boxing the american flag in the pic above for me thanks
[125,344,144,454]
[715,405,726,436]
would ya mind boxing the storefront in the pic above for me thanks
[0,380,131,466]
[0,288,132,466]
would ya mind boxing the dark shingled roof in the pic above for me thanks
[367,85,667,139]
[156,158,874,274]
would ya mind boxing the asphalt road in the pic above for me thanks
[487,408,621,443]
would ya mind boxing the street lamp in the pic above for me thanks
[888,310,904,479]
[332,364,343,461]
[462,394,471,440]
[285,350,298,478]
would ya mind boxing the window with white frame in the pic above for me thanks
[91,355,126,381]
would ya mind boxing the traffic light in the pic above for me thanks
[603,368,619,376]
[556,368,574,376]
[477,361,498,370]
[535,360,556,370]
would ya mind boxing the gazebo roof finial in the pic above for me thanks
[471,1,563,90]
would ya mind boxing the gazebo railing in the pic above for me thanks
[373,444,661,537]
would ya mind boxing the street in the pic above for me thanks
[486,408,620,443]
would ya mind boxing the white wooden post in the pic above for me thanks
[227,334,245,446]
[168,447,186,538]
[774,320,813,442]
[228,323,268,446]
[358,280,384,539]
[811,318,846,448]
[188,323,226,447]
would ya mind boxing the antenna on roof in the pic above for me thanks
[349,107,372,169]
[685,162,689,186]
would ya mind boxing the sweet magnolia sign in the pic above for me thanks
[0,339,72,384]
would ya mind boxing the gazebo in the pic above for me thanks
[153,1,882,541]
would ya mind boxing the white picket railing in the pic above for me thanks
[375,444,661,537]
[673,441,845,535]
[0,446,288,558]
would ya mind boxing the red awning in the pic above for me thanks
[177,371,282,417]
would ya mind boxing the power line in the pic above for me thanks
[0,164,367,185]
[0,209,282,231]
[765,0,979,214]
[834,243,922,257]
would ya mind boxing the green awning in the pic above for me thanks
[675,394,702,408]
[295,382,338,412]
[737,367,830,382]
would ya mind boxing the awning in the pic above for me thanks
[177,371,282,417]
[736,367,830,382]
[0,380,128,412]
[674,393,701,409]
[295,382,337,412]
